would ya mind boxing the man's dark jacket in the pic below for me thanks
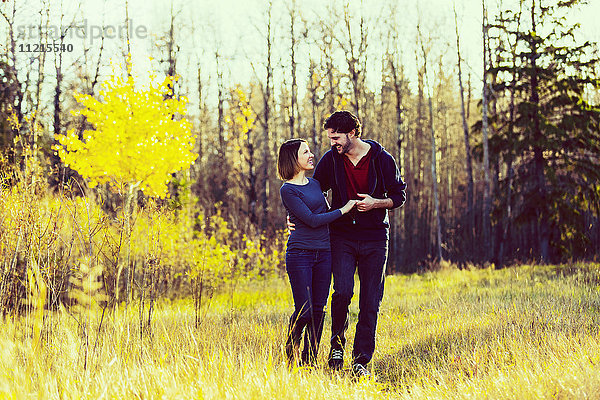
[313,139,407,241]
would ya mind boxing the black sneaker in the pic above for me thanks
[328,348,344,370]
[352,363,371,378]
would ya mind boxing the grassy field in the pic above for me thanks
[1,263,600,399]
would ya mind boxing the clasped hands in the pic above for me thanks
[355,193,377,212]
[287,193,377,231]
[342,193,377,213]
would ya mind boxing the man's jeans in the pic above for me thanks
[285,248,332,364]
[330,236,387,366]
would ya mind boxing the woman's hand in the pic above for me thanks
[340,199,358,214]
[287,215,295,232]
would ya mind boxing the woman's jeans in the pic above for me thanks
[285,248,332,365]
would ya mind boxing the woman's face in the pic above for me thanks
[297,141,314,171]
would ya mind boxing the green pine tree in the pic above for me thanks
[486,0,600,261]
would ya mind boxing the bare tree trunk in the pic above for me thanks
[467,73,472,119]
[403,114,413,268]
[260,1,274,231]
[246,134,258,226]
[418,25,443,262]
[213,51,229,209]
[389,52,405,269]
[390,60,404,160]
[411,53,425,266]
[308,59,321,157]
[288,0,299,138]
[339,4,367,119]
[89,35,104,96]
[318,18,337,113]
[1,1,25,165]
[52,0,82,187]
[124,0,132,71]
[165,1,179,98]
[196,64,204,162]
[498,157,514,266]
[325,38,336,113]
[497,2,523,267]
[489,12,502,261]
[31,0,50,171]
[437,62,451,226]
[75,14,104,150]
[428,98,443,262]
[482,0,492,262]
[236,90,259,229]
[529,0,549,262]
[454,6,475,256]
[216,52,225,155]
[52,39,64,183]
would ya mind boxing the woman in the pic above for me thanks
[277,138,356,366]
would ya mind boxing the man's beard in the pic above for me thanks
[333,141,351,154]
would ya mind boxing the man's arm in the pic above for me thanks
[381,153,407,209]
[355,194,393,212]
[356,153,406,212]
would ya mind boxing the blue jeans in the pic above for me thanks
[285,248,332,365]
[330,236,387,366]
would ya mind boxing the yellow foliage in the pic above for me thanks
[1,177,284,313]
[6,107,20,131]
[54,66,197,198]
[225,86,257,173]
[129,202,281,292]
[190,235,235,282]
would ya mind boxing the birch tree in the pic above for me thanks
[454,4,474,249]
[417,24,443,262]
[481,0,492,261]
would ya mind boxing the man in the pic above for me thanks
[291,110,406,377]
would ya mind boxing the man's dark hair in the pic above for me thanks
[323,110,362,137]
[277,139,307,180]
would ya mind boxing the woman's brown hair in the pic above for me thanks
[277,139,307,180]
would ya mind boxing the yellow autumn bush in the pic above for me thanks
[130,203,281,297]
[54,65,197,199]
[1,179,283,313]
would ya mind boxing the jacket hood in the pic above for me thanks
[363,139,384,158]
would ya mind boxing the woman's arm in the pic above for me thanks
[280,186,354,228]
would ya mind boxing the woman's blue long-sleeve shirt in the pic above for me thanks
[280,177,342,250]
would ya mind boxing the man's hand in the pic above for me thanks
[356,193,393,212]
[286,215,296,232]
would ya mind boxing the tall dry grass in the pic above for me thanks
[2,166,600,398]
[1,264,600,399]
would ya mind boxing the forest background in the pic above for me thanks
[1,0,600,313]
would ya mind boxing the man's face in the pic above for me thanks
[328,129,353,154]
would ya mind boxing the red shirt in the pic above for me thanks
[342,148,372,200]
